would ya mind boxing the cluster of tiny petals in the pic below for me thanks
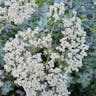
[48,1,65,22]
[4,27,70,96]
[56,16,89,72]
[0,0,36,24]
[3,1,89,96]
[17,27,52,48]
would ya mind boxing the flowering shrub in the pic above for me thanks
[0,0,95,96]
[1,0,89,96]
[64,1,96,95]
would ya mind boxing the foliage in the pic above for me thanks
[0,0,96,96]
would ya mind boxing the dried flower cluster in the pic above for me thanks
[3,0,89,96]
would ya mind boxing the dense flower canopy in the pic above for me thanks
[0,0,36,24]
[2,0,89,96]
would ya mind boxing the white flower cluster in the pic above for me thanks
[3,1,89,96]
[0,0,36,24]
[18,28,52,48]
[56,17,89,72]
[48,1,65,22]
[4,27,70,96]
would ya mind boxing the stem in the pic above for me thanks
[44,22,56,73]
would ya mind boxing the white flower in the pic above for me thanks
[41,34,52,48]
[48,2,65,22]
[0,0,37,24]
[57,16,89,72]
[50,52,60,60]
[3,2,89,96]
